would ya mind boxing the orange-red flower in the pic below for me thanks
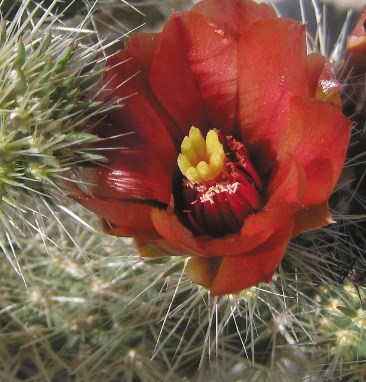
[73,0,350,295]
[345,5,366,75]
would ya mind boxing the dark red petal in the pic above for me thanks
[192,0,276,40]
[104,35,178,157]
[72,195,158,238]
[149,11,238,136]
[91,33,179,203]
[186,221,293,296]
[307,53,342,110]
[81,149,172,203]
[292,202,333,237]
[105,33,181,144]
[88,94,176,204]
[279,97,351,205]
[238,18,308,171]
[105,33,159,95]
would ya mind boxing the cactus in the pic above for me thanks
[0,0,119,277]
[0,0,365,381]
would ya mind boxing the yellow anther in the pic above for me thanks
[177,127,225,184]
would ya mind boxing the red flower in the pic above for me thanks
[73,0,350,295]
[342,5,366,116]
[345,5,366,75]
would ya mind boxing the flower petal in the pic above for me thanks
[345,5,366,75]
[151,158,304,258]
[187,221,293,296]
[81,149,172,203]
[103,93,177,166]
[72,195,158,238]
[105,33,159,95]
[149,11,238,135]
[238,18,308,170]
[292,202,333,237]
[185,257,221,290]
[91,33,180,203]
[151,200,200,252]
[279,96,351,205]
[307,53,342,110]
[192,0,276,40]
[105,33,181,144]
[104,33,178,152]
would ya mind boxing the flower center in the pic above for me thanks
[177,126,225,184]
[177,127,263,237]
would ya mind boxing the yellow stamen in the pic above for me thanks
[177,127,225,184]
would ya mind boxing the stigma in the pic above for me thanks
[177,127,225,184]
[177,127,263,236]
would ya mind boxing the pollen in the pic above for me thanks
[177,127,225,184]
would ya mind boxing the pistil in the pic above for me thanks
[177,127,225,184]
[177,127,263,236]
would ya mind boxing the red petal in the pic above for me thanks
[149,11,238,135]
[151,201,200,252]
[201,158,303,256]
[91,33,179,203]
[73,196,158,238]
[105,33,181,144]
[307,53,342,110]
[279,97,351,205]
[150,199,292,259]
[88,97,176,204]
[228,158,304,252]
[104,93,177,165]
[151,159,304,258]
[195,202,293,257]
[345,5,366,75]
[105,33,159,90]
[238,18,308,171]
[150,200,261,258]
[139,239,200,259]
[292,202,333,237]
[185,257,221,289]
[197,161,302,256]
[192,0,276,40]
[187,221,293,296]
[83,149,173,203]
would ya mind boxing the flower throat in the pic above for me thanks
[177,127,263,236]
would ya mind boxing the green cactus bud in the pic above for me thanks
[78,151,107,162]
[15,66,27,94]
[55,41,76,72]
[15,38,25,66]
[37,30,52,56]
[0,23,6,47]
[65,133,99,143]
[39,61,53,83]
[79,71,102,90]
